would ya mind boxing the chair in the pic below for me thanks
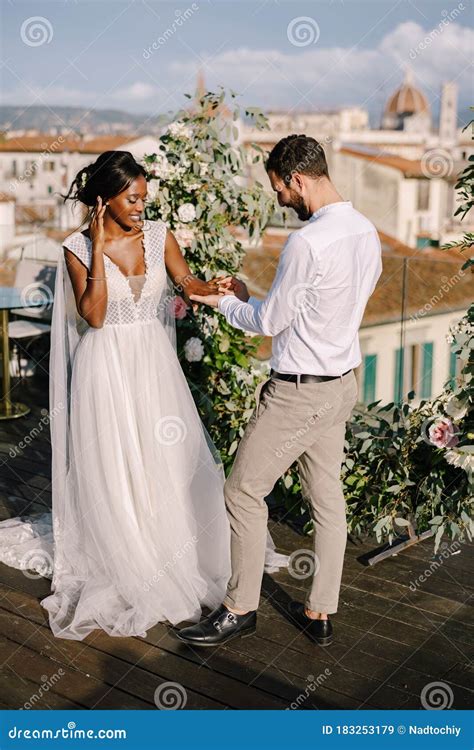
[8,256,57,378]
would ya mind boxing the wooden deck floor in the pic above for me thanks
[0,375,472,710]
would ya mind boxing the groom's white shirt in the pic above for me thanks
[218,201,382,376]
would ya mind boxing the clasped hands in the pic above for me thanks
[186,276,250,309]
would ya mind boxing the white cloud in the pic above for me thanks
[4,19,472,118]
[166,20,474,114]
[111,81,159,101]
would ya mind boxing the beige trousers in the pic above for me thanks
[222,369,358,614]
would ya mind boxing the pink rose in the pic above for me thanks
[169,296,189,319]
[428,417,459,448]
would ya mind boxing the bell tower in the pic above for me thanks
[439,81,458,146]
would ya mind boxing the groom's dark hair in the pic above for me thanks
[266,134,329,185]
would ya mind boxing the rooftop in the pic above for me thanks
[0,135,139,154]
[339,146,428,179]
[0,380,471,710]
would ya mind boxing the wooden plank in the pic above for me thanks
[274,559,471,618]
[0,496,51,519]
[0,586,283,710]
[0,464,51,497]
[0,581,368,709]
[0,609,225,710]
[2,589,408,708]
[0,636,155,710]
[0,582,377,709]
[270,525,474,606]
[0,453,52,479]
[270,520,474,578]
[0,560,470,712]
[263,575,474,657]
[0,667,83,709]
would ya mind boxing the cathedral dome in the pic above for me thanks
[385,72,430,116]
[382,70,431,131]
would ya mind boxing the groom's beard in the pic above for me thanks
[288,190,312,221]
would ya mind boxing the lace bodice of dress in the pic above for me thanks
[127,274,146,303]
[62,220,167,326]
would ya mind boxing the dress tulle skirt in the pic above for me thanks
[41,318,232,639]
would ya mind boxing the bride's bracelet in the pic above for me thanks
[88,275,107,280]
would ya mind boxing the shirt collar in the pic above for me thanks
[309,201,353,222]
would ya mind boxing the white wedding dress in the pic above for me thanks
[0,219,287,640]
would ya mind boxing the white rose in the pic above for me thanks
[177,203,196,223]
[233,366,254,386]
[207,192,217,203]
[151,154,177,181]
[168,121,193,139]
[445,447,474,471]
[147,178,161,201]
[184,337,204,362]
[161,161,178,181]
[445,395,469,421]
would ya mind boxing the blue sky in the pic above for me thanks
[2,0,473,124]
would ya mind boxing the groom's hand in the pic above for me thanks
[216,276,250,302]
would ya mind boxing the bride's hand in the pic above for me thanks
[181,277,220,313]
[89,196,106,249]
[185,277,219,297]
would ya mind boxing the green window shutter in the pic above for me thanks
[394,347,404,402]
[420,342,434,399]
[449,349,457,388]
[363,354,377,403]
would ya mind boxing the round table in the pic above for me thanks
[0,287,46,420]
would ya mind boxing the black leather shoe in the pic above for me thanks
[288,602,333,646]
[174,604,257,647]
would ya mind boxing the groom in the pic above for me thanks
[176,134,382,647]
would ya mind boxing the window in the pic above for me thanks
[449,348,461,388]
[416,236,431,249]
[44,161,55,172]
[394,348,404,402]
[363,354,377,404]
[420,342,433,399]
[394,342,434,401]
[417,180,430,211]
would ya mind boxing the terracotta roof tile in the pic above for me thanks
[339,146,426,178]
[0,135,137,154]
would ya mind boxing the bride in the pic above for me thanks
[0,150,287,641]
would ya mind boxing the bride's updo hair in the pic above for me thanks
[62,150,147,211]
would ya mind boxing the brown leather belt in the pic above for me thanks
[270,368,352,384]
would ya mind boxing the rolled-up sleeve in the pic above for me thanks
[218,233,316,336]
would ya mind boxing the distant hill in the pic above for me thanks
[0,105,168,137]
[1,103,471,138]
